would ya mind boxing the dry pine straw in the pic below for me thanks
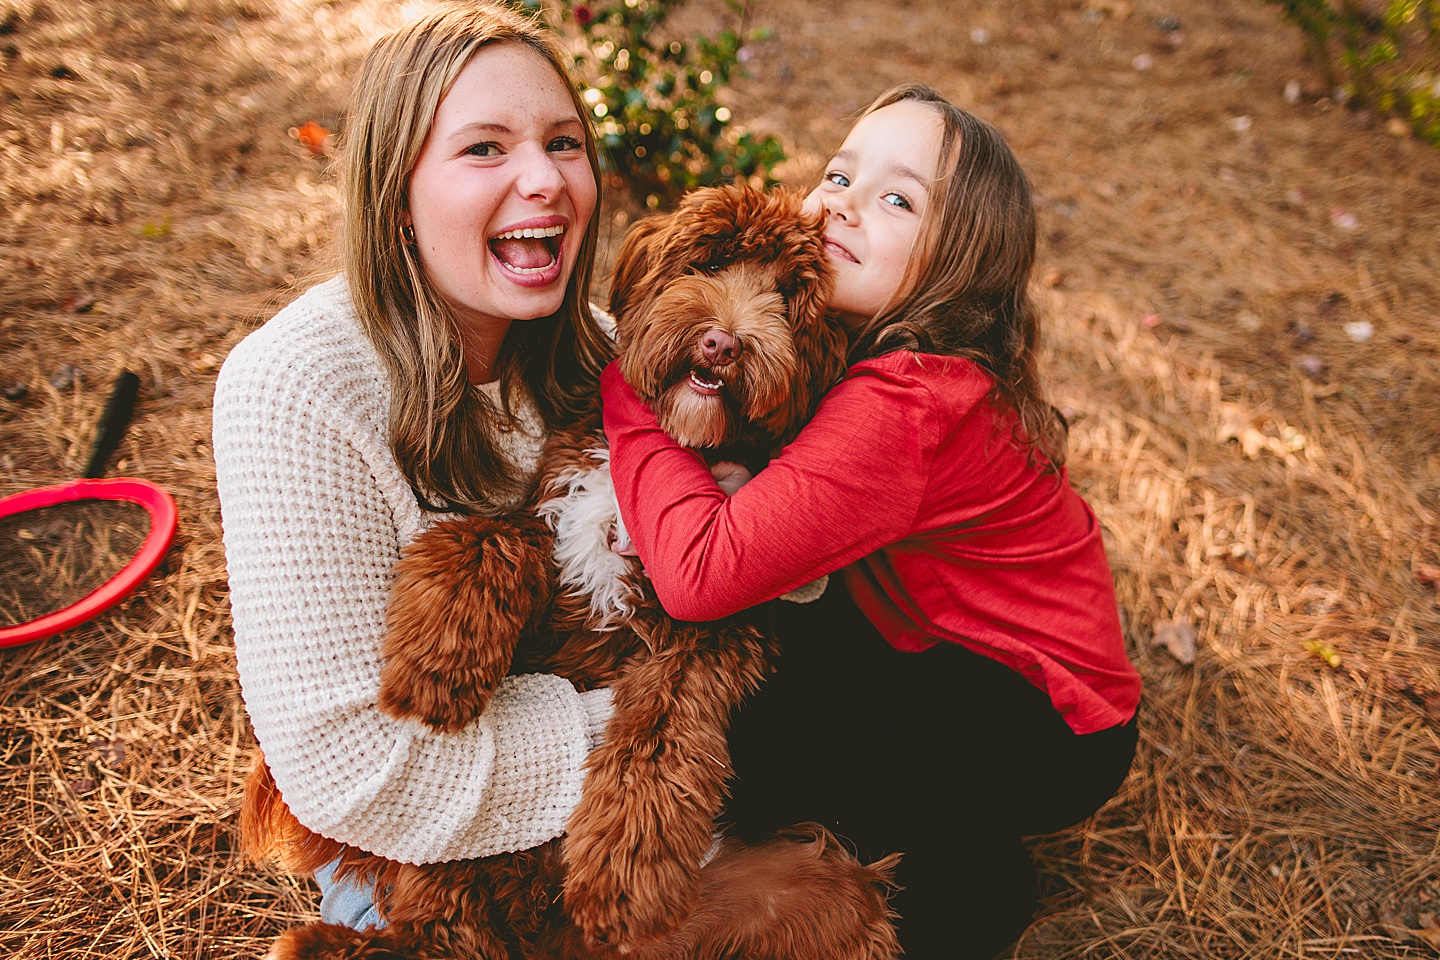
[1,0,1438,958]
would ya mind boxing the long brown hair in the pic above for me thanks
[844,83,1066,468]
[341,2,613,513]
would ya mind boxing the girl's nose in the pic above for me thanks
[516,147,565,199]
[803,192,850,223]
[821,191,853,222]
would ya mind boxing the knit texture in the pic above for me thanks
[213,275,612,865]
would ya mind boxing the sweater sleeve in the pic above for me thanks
[600,360,935,621]
[213,286,611,866]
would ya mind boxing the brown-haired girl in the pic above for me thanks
[601,82,1143,958]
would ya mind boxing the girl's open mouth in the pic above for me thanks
[490,224,564,277]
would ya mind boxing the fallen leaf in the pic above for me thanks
[1217,404,1306,459]
[1295,355,1325,380]
[1343,320,1374,342]
[1418,563,1440,606]
[1302,639,1342,668]
[1084,0,1132,18]
[291,120,331,157]
[1384,671,1413,693]
[50,364,82,391]
[90,739,125,767]
[1152,619,1196,664]
[1380,906,1440,949]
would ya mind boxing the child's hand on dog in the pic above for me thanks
[609,461,751,558]
[710,460,753,496]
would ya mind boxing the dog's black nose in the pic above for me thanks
[701,328,741,364]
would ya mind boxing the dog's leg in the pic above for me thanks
[562,621,774,952]
[379,513,554,733]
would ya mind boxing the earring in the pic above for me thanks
[401,224,416,244]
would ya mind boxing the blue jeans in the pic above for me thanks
[313,859,385,931]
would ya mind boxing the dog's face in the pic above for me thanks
[609,182,847,451]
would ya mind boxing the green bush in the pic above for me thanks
[1269,0,1440,145]
[513,0,787,206]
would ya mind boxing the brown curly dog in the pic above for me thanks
[242,182,901,960]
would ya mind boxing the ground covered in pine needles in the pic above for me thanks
[1,0,1437,957]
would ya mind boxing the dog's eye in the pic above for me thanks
[694,263,723,274]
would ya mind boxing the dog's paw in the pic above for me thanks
[377,670,496,733]
[378,517,553,732]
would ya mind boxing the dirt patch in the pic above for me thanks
[1,0,1437,957]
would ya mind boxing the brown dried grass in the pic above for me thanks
[0,0,1436,957]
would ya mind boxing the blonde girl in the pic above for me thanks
[213,2,614,929]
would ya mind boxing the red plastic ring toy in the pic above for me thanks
[0,477,178,648]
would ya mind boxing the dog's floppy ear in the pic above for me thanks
[768,193,848,443]
[607,215,669,322]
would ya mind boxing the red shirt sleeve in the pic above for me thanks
[600,359,939,621]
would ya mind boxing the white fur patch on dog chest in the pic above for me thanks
[538,448,640,630]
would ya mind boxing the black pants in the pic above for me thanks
[725,585,1139,960]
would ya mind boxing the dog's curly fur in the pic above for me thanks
[242,183,899,960]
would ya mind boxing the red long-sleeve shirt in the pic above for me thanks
[600,353,1141,734]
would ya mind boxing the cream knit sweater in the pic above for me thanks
[213,276,612,866]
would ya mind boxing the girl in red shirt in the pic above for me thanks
[601,83,1142,959]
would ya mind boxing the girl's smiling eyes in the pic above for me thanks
[461,133,585,159]
[882,190,914,211]
[820,170,917,213]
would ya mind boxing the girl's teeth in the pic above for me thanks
[493,225,566,240]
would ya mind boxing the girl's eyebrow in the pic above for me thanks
[445,116,585,140]
[831,148,931,191]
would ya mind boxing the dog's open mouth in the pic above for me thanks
[687,367,726,396]
[490,225,564,275]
